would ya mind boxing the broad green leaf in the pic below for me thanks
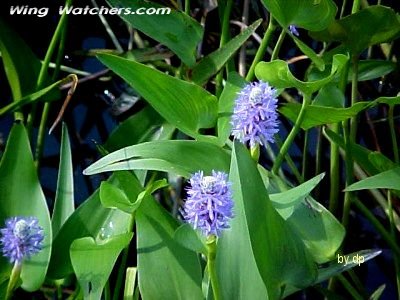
[52,123,75,238]
[217,72,247,145]
[0,18,41,100]
[307,58,396,83]
[291,35,325,71]
[267,173,345,264]
[313,84,345,108]
[255,54,348,95]
[70,234,133,300]
[173,223,207,255]
[310,6,400,53]
[97,54,218,139]
[217,142,317,299]
[279,101,371,130]
[100,179,168,214]
[106,0,203,66]
[191,19,261,85]
[270,173,325,219]
[0,123,52,291]
[260,0,337,31]
[83,140,230,178]
[345,167,400,191]
[104,106,164,152]
[136,195,203,299]
[48,172,136,279]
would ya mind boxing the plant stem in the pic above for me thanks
[34,3,70,169]
[270,29,286,61]
[27,0,73,134]
[206,236,220,300]
[245,17,276,81]
[272,93,311,174]
[351,0,361,14]
[215,0,233,97]
[337,274,363,300]
[388,190,400,298]
[184,0,190,15]
[112,214,135,300]
[352,197,400,257]
[6,262,22,300]
[302,130,309,180]
[388,105,399,163]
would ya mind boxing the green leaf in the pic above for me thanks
[217,72,247,145]
[369,284,386,300]
[191,19,261,85]
[48,172,136,279]
[279,101,371,130]
[97,54,218,139]
[52,123,75,238]
[0,123,52,291]
[136,195,203,299]
[100,179,168,214]
[255,54,348,94]
[105,0,203,66]
[345,167,400,191]
[260,0,337,31]
[291,35,325,71]
[104,106,164,152]
[173,224,207,255]
[100,181,132,213]
[0,79,62,117]
[0,18,41,100]
[310,6,400,53]
[356,60,396,82]
[70,233,133,300]
[313,84,345,108]
[217,142,317,299]
[267,173,345,264]
[83,140,230,178]
[284,249,382,296]
[270,173,325,219]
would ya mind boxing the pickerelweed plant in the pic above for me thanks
[0,0,399,299]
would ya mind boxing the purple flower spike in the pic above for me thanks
[0,217,44,264]
[289,25,300,36]
[231,81,279,147]
[182,170,234,237]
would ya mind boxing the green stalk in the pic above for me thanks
[351,0,361,14]
[388,191,400,298]
[329,57,350,215]
[301,130,309,180]
[352,197,400,257]
[27,0,73,134]
[340,0,347,18]
[34,3,70,168]
[273,135,302,183]
[112,214,135,300]
[215,0,233,97]
[206,236,220,300]
[342,54,359,228]
[246,17,276,81]
[272,93,311,174]
[5,262,22,300]
[184,0,190,15]
[270,29,286,61]
[337,274,363,300]
[388,105,399,163]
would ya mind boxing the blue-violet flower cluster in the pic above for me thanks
[289,25,299,36]
[231,81,279,147]
[0,216,44,264]
[182,170,234,237]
